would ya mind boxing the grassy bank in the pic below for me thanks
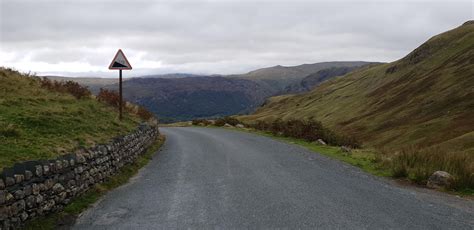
[0,68,142,170]
[24,135,166,230]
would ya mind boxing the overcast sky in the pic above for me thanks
[0,0,472,77]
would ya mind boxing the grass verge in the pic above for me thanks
[23,135,166,230]
[220,127,473,196]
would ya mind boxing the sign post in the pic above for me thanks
[108,49,132,120]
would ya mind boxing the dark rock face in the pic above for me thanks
[0,124,159,229]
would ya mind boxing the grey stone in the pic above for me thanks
[235,124,245,128]
[23,185,32,196]
[5,177,15,186]
[43,165,50,175]
[11,200,25,215]
[24,170,33,180]
[35,165,43,177]
[52,183,65,193]
[20,212,28,221]
[32,183,40,195]
[14,174,24,184]
[0,206,10,221]
[5,192,14,203]
[427,171,453,189]
[25,195,36,208]
[317,139,327,145]
[0,190,5,204]
[14,190,25,199]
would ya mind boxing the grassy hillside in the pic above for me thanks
[0,68,142,170]
[240,21,474,152]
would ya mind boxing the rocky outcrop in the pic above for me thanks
[0,123,159,229]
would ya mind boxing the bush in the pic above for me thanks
[387,147,474,190]
[40,78,91,99]
[97,88,121,109]
[97,88,155,121]
[215,117,240,127]
[192,119,211,126]
[247,118,360,148]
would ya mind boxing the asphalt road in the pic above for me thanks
[74,127,473,229]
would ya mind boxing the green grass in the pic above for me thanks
[23,135,165,230]
[0,68,142,170]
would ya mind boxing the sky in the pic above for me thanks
[0,0,472,77]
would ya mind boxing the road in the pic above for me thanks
[74,127,473,229]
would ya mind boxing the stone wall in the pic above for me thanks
[0,123,160,229]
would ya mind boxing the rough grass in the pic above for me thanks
[0,68,141,170]
[23,135,165,230]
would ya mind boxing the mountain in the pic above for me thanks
[112,76,274,123]
[240,21,474,152]
[282,65,376,94]
[233,61,373,92]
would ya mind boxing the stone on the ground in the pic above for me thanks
[317,139,327,145]
[235,124,245,128]
[427,171,453,189]
[224,123,233,128]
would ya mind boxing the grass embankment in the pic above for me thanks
[24,135,165,230]
[0,68,141,170]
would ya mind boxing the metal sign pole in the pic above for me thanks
[119,69,123,121]
[108,49,132,121]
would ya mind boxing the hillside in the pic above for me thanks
[234,61,372,92]
[0,68,142,170]
[113,76,274,123]
[240,21,474,152]
[44,76,125,94]
[283,65,376,94]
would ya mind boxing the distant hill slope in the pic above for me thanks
[233,61,373,92]
[0,68,141,170]
[111,76,274,123]
[44,76,124,94]
[283,65,376,94]
[240,21,474,152]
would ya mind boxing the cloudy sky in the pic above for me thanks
[0,0,472,77]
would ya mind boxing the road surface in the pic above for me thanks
[74,127,473,229]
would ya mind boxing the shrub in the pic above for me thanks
[40,78,91,99]
[136,106,154,121]
[97,88,121,109]
[192,119,211,126]
[247,118,360,148]
[215,117,241,127]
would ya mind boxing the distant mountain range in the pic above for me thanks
[45,62,373,123]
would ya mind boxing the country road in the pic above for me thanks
[74,127,474,229]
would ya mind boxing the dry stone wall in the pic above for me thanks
[0,123,159,229]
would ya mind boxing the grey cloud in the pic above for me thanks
[0,0,472,76]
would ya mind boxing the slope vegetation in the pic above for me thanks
[241,22,474,152]
[0,68,142,170]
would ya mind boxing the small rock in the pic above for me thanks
[235,124,245,128]
[14,174,24,184]
[24,170,33,180]
[5,177,15,187]
[427,171,453,189]
[224,123,233,128]
[317,139,327,145]
[52,183,65,193]
[14,190,25,199]
[35,165,43,177]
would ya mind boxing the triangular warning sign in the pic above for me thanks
[109,49,132,70]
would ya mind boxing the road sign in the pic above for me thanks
[109,49,132,120]
[109,49,132,70]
